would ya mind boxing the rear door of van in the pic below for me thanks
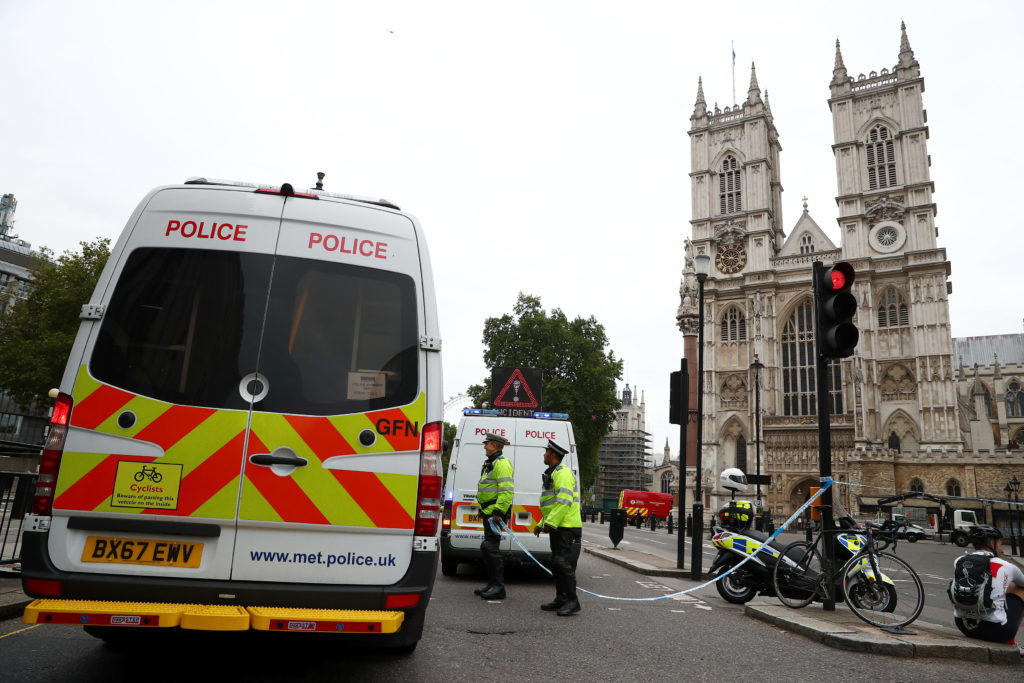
[230,196,427,584]
[49,187,283,581]
[448,418,515,552]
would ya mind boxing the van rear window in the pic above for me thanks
[91,248,419,415]
[256,255,418,415]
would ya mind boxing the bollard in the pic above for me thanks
[608,508,626,548]
[650,516,657,531]
[600,511,605,524]
[667,514,674,535]
[686,514,693,538]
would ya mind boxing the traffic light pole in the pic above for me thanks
[812,261,837,612]
[676,358,688,569]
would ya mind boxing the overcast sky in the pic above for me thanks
[2,1,1022,454]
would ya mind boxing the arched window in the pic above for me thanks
[781,300,843,416]
[799,234,814,254]
[660,473,672,494]
[720,307,747,342]
[1007,380,1024,418]
[866,124,897,190]
[946,479,962,497]
[719,156,742,215]
[887,432,900,451]
[877,287,909,328]
[736,434,747,473]
[909,478,925,494]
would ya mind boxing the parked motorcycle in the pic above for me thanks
[709,469,896,607]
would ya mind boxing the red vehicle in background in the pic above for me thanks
[617,490,674,521]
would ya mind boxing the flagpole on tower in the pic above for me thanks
[731,41,736,105]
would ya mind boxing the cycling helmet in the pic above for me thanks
[720,468,748,494]
[966,524,1002,544]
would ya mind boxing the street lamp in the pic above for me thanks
[691,253,710,580]
[1010,476,1022,556]
[750,355,766,531]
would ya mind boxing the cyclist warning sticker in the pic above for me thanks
[111,461,182,510]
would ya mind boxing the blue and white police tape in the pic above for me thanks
[487,478,834,602]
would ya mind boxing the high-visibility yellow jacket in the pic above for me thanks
[477,453,514,515]
[539,463,582,529]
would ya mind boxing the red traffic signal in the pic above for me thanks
[814,261,859,359]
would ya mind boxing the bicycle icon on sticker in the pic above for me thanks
[134,465,163,483]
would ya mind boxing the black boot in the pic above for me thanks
[479,584,507,600]
[541,599,566,611]
[556,598,581,616]
[474,584,494,597]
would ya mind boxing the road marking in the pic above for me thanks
[671,609,686,613]
[695,604,712,611]
[0,625,39,640]
[648,540,667,545]
[608,607,622,611]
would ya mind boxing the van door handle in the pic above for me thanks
[249,452,308,467]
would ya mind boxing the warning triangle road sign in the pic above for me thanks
[493,368,539,408]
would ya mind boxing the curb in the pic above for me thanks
[0,598,30,622]
[583,546,713,580]
[745,602,1019,665]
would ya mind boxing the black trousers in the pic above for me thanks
[549,527,582,602]
[480,511,508,585]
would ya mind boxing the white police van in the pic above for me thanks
[440,409,579,574]
[21,178,442,650]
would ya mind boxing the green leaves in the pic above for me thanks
[0,238,110,411]
[468,293,622,492]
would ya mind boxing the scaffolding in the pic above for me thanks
[594,428,652,511]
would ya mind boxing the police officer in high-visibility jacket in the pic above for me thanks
[474,433,514,600]
[533,439,583,616]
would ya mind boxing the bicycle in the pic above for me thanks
[771,517,924,630]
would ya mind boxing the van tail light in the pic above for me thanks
[24,578,62,597]
[33,392,73,516]
[384,593,421,609]
[414,422,443,537]
[442,498,453,530]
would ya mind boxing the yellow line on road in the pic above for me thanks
[0,624,40,639]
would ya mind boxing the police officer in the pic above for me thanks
[533,439,582,616]
[474,433,514,600]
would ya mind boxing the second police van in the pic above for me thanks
[441,410,579,574]
[20,178,443,650]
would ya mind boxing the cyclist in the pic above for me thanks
[951,525,1024,646]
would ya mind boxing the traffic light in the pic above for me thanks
[813,261,859,359]
[669,363,688,425]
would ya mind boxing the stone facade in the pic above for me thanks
[676,24,1024,520]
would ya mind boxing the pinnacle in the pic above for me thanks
[834,38,846,71]
[898,20,918,67]
[746,61,761,104]
[696,75,706,105]
[831,37,850,87]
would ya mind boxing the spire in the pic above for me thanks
[692,76,707,118]
[746,61,761,104]
[898,20,918,68]
[831,38,849,87]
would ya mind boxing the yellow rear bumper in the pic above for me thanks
[23,599,404,634]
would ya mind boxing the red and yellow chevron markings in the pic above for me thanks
[54,366,426,528]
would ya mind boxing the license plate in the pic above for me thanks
[81,536,203,568]
[464,514,483,523]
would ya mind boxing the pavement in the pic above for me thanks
[0,572,29,621]
[580,522,1023,666]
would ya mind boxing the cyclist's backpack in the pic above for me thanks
[947,554,995,626]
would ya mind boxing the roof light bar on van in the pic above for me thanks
[532,412,570,420]
[463,408,501,416]
[255,184,319,199]
[307,189,401,211]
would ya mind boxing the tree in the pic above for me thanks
[467,294,622,492]
[0,238,110,411]
[441,421,458,476]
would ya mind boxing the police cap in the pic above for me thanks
[483,433,510,446]
[545,439,568,458]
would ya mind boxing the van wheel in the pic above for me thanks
[952,531,969,548]
[906,535,918,543]
[441,556,459,576]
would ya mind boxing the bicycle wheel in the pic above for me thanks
[842,551,924,628]
[772,541,824,609]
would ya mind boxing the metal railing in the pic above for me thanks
[0,471,35,573]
